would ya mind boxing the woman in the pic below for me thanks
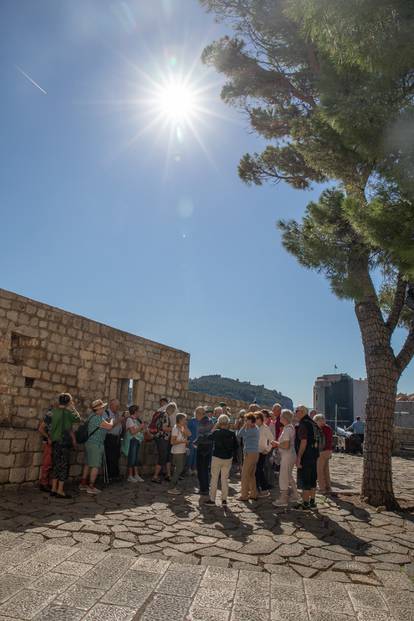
[205,414,238,507]
[272,409,298,506]
[150,401,176,483]
[314,413,333,493]
[168,413,191,495]
[255,412,274,497]
[122,405,145,483]
[237,413,260,501]
[79,399,113,495]
[50,393,80,499]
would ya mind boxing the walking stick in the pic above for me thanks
[102,452,109,485]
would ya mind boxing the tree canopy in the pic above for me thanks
[200,0,414,506]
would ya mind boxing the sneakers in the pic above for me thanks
[127,476,138,483]
[79,481,88,491]
[273,499,288,507]
[86,486,101,495]
[258,490,270,498]
[204,500,216,507]
[222,500,227,506]
[309,498,317,509]
[134,475,144,483]
[167,488,181,495]
[295,501,311,510]
[151,478,162,484]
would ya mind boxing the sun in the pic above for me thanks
[155,79,198,123]
[153,77,200,125]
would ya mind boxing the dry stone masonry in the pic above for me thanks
[0,288,254,487]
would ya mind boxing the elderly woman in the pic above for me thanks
[79,399,113,495]
[122,405,145,483]
[168,413,191,495]
[272,409,298,506]
[314,413,333,493]
[151,401,177,483]
[205,414,238,506]
[50,393,80,499]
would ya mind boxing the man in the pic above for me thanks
[347,416,365,446]
[270,403,282,439]
[194,406,214,495]
[295,404,320,510]
[104,399,123,480]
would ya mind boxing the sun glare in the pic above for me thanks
[156,79,198,123]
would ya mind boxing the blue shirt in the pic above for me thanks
[187,418,199,442]
[238,426,260,453]
[350,420,365,434]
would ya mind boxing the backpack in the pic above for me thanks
[311,420,325,453]
[75,416,99,444]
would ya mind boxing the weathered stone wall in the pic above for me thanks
[0,288,190,429]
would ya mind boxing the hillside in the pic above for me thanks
[189,375,293,410]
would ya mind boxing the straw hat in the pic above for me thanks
[91,399,107,411]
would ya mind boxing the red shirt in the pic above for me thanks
[322,424,333,451]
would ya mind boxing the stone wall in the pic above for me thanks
[0,288,190,429]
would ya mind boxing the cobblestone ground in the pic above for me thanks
[0,454,413,620]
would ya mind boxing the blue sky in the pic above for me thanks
[1,0,412,405]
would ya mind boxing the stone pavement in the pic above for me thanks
[0,454,413,620]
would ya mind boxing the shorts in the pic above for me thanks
[86,443,105,469]
[154,437,170,466]
[300,458,317,490]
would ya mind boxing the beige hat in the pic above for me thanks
[91,399,107,411]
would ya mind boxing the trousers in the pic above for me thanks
[240,452,258,499]
[210,456,232,501]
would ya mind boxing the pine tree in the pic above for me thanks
[200,0,414,507]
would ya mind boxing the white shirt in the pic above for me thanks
[171,424,187,455]
[278,424,296,457]
[106,408,122,436]
[258,424,274,454]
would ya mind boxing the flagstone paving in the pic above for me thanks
[0,454,412,619]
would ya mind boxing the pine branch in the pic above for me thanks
[396,320,414,373]
[386,272,407,334]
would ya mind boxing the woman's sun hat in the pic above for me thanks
[91,399,107,411]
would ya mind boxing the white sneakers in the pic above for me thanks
[86,486,101,495]
[127,475,144,483]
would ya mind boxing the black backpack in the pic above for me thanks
[75,416,99,444]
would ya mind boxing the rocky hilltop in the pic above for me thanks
[189,375,293,410]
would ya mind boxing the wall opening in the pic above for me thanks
[24,377,35,388]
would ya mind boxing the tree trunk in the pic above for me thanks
[355,298,400,509]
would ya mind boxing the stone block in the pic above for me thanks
[0,468,10,484]
[0,439,10,452]
[0,453,14,468]
[14,453,32,467]
[26,466,39,481]
[22,366,41,379]
[9,467,26,483]
[11,439,26,453]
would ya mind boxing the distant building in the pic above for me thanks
[313,374,368,428]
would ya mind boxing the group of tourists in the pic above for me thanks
[38,393,334,509]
